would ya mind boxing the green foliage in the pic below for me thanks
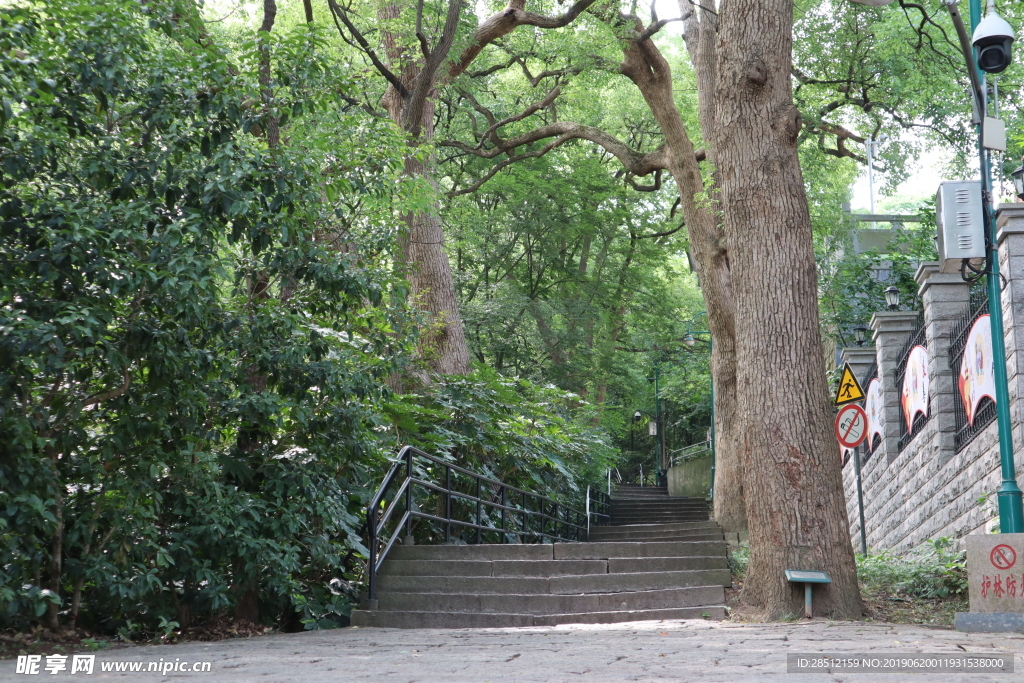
[818,199,938,348]
[0,0,413,634]
[387,367,616,498]
[857,538,968,600]
[0,3,622,637]
[728,544,750,581]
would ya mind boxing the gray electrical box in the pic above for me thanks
[936,180,985,274]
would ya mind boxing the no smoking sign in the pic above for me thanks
[991,544,1017,570]
[834,403,868,450]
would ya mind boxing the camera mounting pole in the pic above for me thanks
[944,0,1024,534]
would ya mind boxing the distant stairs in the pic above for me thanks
[350,483,728,628]
[610,484,711,525]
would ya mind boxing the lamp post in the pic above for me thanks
[1011,159,1024,200]
[853,326,868,347]
[633,409,659,485]
[944,0,1024,533]
[883,286,900,311]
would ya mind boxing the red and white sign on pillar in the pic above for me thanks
[835,403,868,450]
[967,534,1024,613]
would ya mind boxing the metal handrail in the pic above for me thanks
[366,445,610,600]
[669,439,712,467]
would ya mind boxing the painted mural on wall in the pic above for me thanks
[958,314,996,424]
[901,346,929,430]
[866,377,883,451]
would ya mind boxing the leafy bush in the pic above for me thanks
[728,544,750,581]
[0,0,409,635]
[857,538,967,600]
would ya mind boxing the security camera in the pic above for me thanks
[633,411,642,422]
[972,4,1015,74]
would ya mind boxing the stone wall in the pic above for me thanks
[841,205,1024,553]
[667,454,711,498]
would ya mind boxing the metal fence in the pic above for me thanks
[896,315,928,453]
[948,287,996,452]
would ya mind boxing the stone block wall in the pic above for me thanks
[841,205,1024,553]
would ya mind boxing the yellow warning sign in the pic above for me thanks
[834,363,866,406]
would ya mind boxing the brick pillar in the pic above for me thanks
[840,346,877,385]
[870,311,922,464]
[996,205,1024,464]
[915,262,971,467]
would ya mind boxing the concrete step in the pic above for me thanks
[611,518,710,526]
[378,568,731,594]
[610,505,709,512]
[611,512,710,519]
[609,555,728,573]
[382,554,729,577]
[350,605,726,628]
[378,585,725,614]
[588,532,724,543]
[590,521,719,534]
[380,558,609,577]
[387,539,724,561]
[387,543,555,561]
[552,540,725,559]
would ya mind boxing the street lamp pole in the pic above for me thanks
[946,0,1024,532]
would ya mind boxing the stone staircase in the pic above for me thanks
[350,484,727,628]
[610,484,711,525]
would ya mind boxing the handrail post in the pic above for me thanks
[539,498,545,539]
[475,477,482,544]
[404,447,413,543]
[522,491,528,539]
[368,500,377,601]
[445,465,452,544]
[586,485,591,538]
[501,485,507,542]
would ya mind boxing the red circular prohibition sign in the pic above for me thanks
[991,544,1017,570]
[834,404,868,449]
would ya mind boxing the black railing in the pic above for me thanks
[365,445,609,600]
[895,314,928,453]
[861,360,879,462]
[949,287,997,451]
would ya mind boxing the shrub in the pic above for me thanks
[857,537,967,600]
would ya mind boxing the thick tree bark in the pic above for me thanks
[712,0,862,618]
[679,0,747,534]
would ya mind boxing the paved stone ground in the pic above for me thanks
[3,619,1023,682]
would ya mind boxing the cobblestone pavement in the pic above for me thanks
[2,619,1023,682]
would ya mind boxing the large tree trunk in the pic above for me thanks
[399,151,472,375]
[617,36,746,533]
[379,9,471,376]
[679,0,747,535]
[713,0,862,618]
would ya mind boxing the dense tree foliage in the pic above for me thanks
[0,1,612,634]
[5,0,1020,633]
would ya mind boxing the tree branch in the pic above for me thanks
[327,0,410,99]
[82,369,132,409]
[404,0,464,134]
[448,0,600,82]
